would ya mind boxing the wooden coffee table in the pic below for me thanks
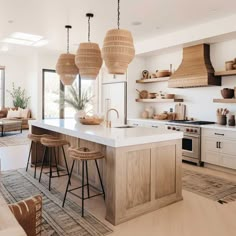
[0,120,22,137]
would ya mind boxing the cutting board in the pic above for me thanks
[175,103,186,120]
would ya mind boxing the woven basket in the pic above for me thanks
[56,53,79,85]
[75,42,102,80]
[102,29,135,74]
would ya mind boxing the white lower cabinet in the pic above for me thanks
[201,128,236,169]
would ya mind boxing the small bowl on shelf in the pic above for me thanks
[165,94,175,99]
[221,88,234,99]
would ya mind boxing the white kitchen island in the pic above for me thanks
[30,119,183,225]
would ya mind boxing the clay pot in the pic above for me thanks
[225,61,234,71]
[221,88,234,99]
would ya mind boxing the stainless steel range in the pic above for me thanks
[166,120,215,166]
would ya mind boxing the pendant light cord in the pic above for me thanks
[65,25,72,53]
[67,27,69,53]
[88,16,91,42]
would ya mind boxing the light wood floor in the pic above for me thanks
[1,144,236,236]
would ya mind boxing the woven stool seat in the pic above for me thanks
[41,137,70,147]
[27,134,54,143]
[68,147,104,161]
[62,146,105,217]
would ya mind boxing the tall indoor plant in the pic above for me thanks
[7,83,30,109]
[61,85,93,121]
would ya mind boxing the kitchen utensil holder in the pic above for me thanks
[228,115,235,126]
[217,115,226,125]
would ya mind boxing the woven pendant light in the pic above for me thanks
[75,13,102,80]
[56,25,79,85]
[102,0,135,75]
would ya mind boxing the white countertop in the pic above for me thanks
[128,118,236,131]
[201,124,236,131]
[30,119,183,148]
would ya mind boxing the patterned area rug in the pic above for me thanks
[0,169,112,236]
[183,168,236,203]
[0,130,30,147]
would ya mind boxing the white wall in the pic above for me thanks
[128,39,236,122]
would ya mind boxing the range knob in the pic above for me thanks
[186,128,189,132]
[194,129,198,133]
[190,129,193,132]
[167,126,171,129]
[176,128,180,131]
[172,127,176,130]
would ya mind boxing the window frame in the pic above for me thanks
[0,66,5,109]
[42,69,64,119]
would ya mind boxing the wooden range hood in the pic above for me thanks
[168,44,221,88]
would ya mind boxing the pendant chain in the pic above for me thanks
[117,0,120,29]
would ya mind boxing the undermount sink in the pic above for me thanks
[114,125,135,129]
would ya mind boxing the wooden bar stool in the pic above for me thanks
[62,147,105,217]
[26,134,53,178]
[39,137,70,191]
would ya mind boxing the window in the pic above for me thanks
[42,69,95,119]
[0,67,5,109]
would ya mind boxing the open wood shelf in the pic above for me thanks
[213,98,236,103]
[136,77,169,83]
[136,98,184,103]
[214,70,236,77]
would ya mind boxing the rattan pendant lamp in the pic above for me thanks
[75,13,102,80]
[102,0,135,75]
[56,25,79,85]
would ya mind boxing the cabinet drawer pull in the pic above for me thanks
[152,125,158,128]
[216,142,219,148]
[214,133,224,136]
[219,142,221,149]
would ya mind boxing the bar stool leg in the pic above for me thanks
[85,161,90,198]
[26,142,33,172]
[82,160,85,217]
[62,160,75,207]
[62,146,70,176]
[34,143,38,178]
[39,147,47,183]
[49,148,52,191]
[95,160,105,200]
[53,147,60,177]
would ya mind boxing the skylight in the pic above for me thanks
[1,32,48,47]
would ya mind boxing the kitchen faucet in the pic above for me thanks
[106,108,119,128]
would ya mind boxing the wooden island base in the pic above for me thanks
[32,125,183,226]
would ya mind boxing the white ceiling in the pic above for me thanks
[1,0,236,54]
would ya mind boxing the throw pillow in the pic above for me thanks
[7,109,21,118]
[8,195,42,236]
[19,108,29,118]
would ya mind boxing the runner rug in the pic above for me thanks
[183,168,236,204]
[0,169,112,236]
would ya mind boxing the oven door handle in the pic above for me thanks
[216,141,219,148]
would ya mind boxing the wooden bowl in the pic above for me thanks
[165,94,175,99]
[156,70,171,78]
[148,93,157,99]
[221,88,234,98]
[139,90,149,99]
[79,118,104,125]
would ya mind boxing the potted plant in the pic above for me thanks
[61,85,93,122]
[7,83,30,109]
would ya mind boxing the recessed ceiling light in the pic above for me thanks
[33,40,48,47]
[132,21,142,26]
[156,26,160,30]
[11,32,43,42]
[8,20,14,24]
[2,38,33,46]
